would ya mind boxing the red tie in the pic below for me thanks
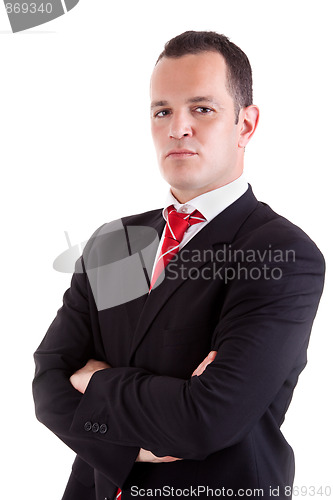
[150,205,206,290]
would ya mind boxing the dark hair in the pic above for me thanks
[156,31,253,123]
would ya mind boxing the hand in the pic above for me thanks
[136,448,182,463]
[191,350,217,377]
[70,358,111,394]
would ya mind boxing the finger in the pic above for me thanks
[86,359,111,371]
[192,354,211,377]
[191,359,206,377]
[85,359,98,369]
[191,350,218,377]
[208,350,217,361]
[155,456,182,463]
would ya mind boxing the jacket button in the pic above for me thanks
[99,424,108,434]
[92,422,100,433]
[84,421,92,432]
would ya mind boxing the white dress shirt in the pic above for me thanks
[151,175,249,277]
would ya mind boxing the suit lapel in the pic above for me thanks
[128,186,259,362]
[121,209,164,359]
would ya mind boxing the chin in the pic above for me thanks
[162,171,203,191]
[167,179,200,192]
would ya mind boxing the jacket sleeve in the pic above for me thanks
[68,236,325,460]
[32,259,139,488]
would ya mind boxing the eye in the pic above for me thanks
[195,107,214,114]
[154,109,171,118]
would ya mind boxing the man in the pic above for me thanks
[33,31,325,500]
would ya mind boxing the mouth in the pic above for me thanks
[166,149,198,159]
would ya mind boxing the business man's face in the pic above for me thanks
[150,51,246,202]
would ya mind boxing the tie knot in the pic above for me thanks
[167,206,205,225]
[166,206,205,243]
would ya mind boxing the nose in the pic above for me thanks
[169,111,193,139]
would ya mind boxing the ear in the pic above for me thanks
[238,105,259,148]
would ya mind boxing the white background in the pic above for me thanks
[1,1,332,498]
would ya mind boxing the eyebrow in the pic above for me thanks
[150,100,168,110]
[186,96,217,105]
[150,95,219,110]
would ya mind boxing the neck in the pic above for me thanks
[171,174,244,204]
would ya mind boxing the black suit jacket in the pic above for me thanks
[33,187,325,500]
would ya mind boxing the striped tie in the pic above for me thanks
[150,205,206,290]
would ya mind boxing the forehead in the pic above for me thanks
[150,51,230,102]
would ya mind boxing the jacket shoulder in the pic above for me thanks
[240,200,325,266]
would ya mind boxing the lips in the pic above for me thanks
[166,149,197,159]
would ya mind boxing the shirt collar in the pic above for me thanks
[162,174,249,222]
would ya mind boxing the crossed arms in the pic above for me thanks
[33,234,325,487]
[69,352,217,463]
